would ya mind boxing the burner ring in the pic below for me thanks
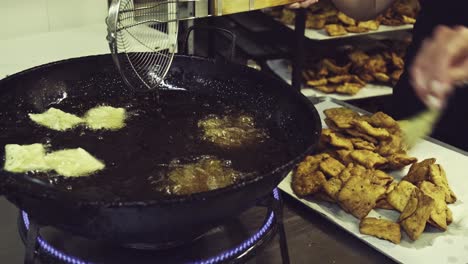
[21,188,281,264]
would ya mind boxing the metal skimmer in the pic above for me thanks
[106,0,188,90]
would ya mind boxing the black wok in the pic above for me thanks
[0,54,321,246]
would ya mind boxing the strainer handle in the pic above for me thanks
[182,26,236,61]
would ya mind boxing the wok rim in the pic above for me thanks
[0,54,322,207]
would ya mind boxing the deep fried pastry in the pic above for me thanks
[345,26,369,33]
[387,180,417,212]
[320,157,346,178]
[371,170,394,186]
[359,218,401,244]
[338,162,367,183]
[323,177,343,200]
[337,12,356,25]
[306,16,327,29]
[337,175,387,219]
[402,158,436,183]
[369,112,398,129]
[325,24,348,36]
[350,75,367,86]
[352,119,391,140]
[358,73,375,83]
[348,51,370,67]
[346,129,378,144]
[315,85,337,93]
[335,149,353,165]
[399,189,435,241]
[357,20,380,30]
[322,129,354,150]
[375,199,395,210]
[428,164,457,204]
[322,59,352,74]
[350,150,387,169]
[292,170,327,197]
[384,153,417,170]
[324,107,360,129]
[307,78,328,86]
[351,138,376,151]
[402,15,416,24]
[373,72,391,82]
[377,133,404,156]
[327,75,353,84]
[336,83,362,95]
[391,52,405,69]
[419,181,451,231]
[363,55,387,73]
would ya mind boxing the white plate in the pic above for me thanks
[283,22,413,41]
[278,100,468,264]
[266,59,393,100]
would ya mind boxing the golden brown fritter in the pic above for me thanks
[399,189,435,241]
[350,150,387,169]
[360,218,401,244]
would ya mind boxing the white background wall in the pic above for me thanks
[0,0,108,40]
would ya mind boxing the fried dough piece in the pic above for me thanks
[307,78,328,86]
[325,24,348,36]
[322,129,354,150]
[391,52,405,69]
[351,138,376,151]
[315,85,337,93]
[375,199,395,210]
[371,170,394,187]
[352,119,391,140]
[384,153,417,170]
[346,26,369,33]
[348,50,370,67]
[402,15,416,24]
[323,177,343,200]
[322,59,352,75]
[399,189,435,241]
[306,16,327,29]
[387,180,417,212]
[292,170,327,197]
[327,75,353,84]
[378,133,404,156]
[369,112,399,129]
[429,164,457,204]
[4,144,50,173]
[338,162,367,183]
[350,150,387,169]
[358,73,375,83]
[359,218,401,244]
[336,149,353,165]
[373,72,391,83]
[45,148,105,177]
[292,154,330,197]
[320,157,346,178]
[419,181,450,231]
[391,69,404,84]
[351,75,367,86]
[324,107,360,129]
[85,106,127,130]
[402,158,436,183]
[357,20,380,30]
[364,55,387,73]
[337,175,387,219]
[346,129,378,144]
[336,83,362,95]
[29,108,84,131]
[337,12,356,25]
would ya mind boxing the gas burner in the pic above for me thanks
[19,189,290,264]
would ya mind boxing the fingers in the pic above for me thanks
[410,25,468,110]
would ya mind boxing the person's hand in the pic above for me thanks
[410,25,468,110]
[287,0,319,9]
